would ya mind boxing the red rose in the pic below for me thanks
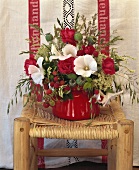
[24,58,37,75]
[60,28,76,46]
[93,50,99,57]
[84,45,95,55]
[58,57,75,74]
[77,49,85,56]
[102,57,115,75]
[77,45,97,56]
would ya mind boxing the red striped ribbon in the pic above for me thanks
[98,0,110,163]
[28,0,40,59]
[28,0,45,168]
[98,0,110,56]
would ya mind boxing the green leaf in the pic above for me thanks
[85,77,92,83]
[67,74,77,80]
[19,51,35,55]
[11,99,13,105]
[29,24,43,34]
[20,91,22,97]
[106,88,114,93]
[49,100,55,106]
[16,97,18,104]
[76,76,85,85]
[57,18,64,29]
[83,82,92,90]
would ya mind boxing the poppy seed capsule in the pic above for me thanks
[45,33,53,41]
[74,32,83,41]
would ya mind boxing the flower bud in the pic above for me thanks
[74,32,83,41]
[45,33,53,42]
[87,36,96,45]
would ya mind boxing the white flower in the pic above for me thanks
[51,44,61,56]
[62,44,77,56]
[74,55,97,77]
[49,44,77,61]
[28,57,45,86]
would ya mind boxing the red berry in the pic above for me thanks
[60,80,65,85]
[54,82,60,88]
[52,71,58,76]
[50,81,55,87]
[64,86,70,92]
[46,89,52,95]
[43,102,50,108]
[43,84,49,90]
[54,76,59,82]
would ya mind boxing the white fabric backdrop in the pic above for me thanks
[0,0,139,169]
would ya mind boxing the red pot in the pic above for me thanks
[52,89,100,120]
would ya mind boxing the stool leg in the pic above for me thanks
[116,119,134,170]
[108,138,117,170]
[14,117,30,170]
[30,137,38,170]
[108,119,134,170]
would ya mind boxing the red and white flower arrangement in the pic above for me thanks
[8,13,139,113]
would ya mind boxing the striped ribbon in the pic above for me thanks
[28,0,45,168]
[98,0,110,56]
[98,0,110,163]
[28,0,40,59]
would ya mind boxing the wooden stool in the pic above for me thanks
[14,95,134,170]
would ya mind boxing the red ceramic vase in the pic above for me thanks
[52,89,100,120]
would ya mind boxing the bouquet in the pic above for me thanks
[8,13,139,114]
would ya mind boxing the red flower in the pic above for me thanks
[60,28,76,46]
[77,45,96,56]
[84,45,95,55]
[77,49,85,56]
[102,57,115,75]
[58,57,75,74]
[24,58,37,75]
[93,50,99,57]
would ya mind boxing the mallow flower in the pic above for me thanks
[28,57,45,86]
[74,55,97,77]
[49,44,77,61]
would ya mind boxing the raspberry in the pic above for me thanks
[54,76,59,82]
[64,85,70,92]
[50,81,55,87]
[54,82,60,88]
[43,84,49,90]
[46,89,52,95]
[52,71,58,76]
[60,80,65,85]
[43,102,50,108]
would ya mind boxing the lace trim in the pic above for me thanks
[63,0,74,28]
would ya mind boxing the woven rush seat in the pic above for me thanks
[21,98,125,140]
[14,95,134,170]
